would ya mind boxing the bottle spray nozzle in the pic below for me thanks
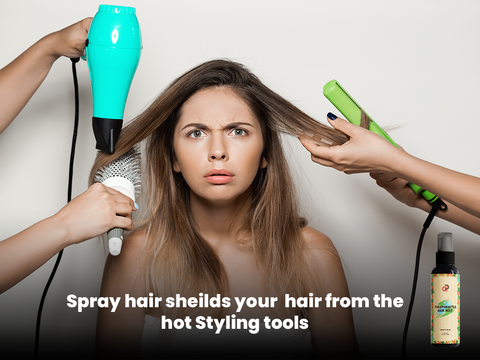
[438,232,453,252]
[436,232,455,265]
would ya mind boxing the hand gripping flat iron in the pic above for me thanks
[323,80,439,204]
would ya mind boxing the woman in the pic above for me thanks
[91,60,359,359]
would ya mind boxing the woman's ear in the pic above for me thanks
[260,157,267,169]
[173,159,181,173]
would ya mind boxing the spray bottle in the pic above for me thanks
[431,232,460,346]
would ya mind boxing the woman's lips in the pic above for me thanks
[204,169,234,184]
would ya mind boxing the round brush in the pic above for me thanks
[94,147,141,255]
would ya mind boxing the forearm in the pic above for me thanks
[0,18,91,134]
[0,33,59,134]
[0,215,69,294]
[415,198,480,235]
[388,149,480,218]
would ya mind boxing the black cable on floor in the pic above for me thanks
[34,57,80,359]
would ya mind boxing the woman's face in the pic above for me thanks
[173,87,267,205]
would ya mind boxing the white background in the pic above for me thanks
[0,1,479,359]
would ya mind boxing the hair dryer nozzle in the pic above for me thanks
[93,117,123,154]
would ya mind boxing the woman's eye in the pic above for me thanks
[230,128,247,136]
[188,130,205,138]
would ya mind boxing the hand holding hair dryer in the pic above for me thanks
[86,4,142,154]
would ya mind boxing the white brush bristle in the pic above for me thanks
[94,147,141,199]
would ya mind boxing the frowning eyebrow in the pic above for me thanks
[180,122,255,131]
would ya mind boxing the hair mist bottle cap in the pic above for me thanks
[436,232,455,265]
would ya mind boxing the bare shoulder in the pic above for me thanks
[301,226,341,267]
[302,226,338,253]
[301,227,349,295]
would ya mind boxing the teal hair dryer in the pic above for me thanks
[85,4,142,154]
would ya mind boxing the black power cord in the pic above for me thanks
[401,197,447,359]
[34,57,80,359]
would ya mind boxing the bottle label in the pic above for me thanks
[431,274,460,345]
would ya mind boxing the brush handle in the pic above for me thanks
[107,227,123,256]
[103,178,133,256]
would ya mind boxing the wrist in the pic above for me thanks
[36,32,62,62]
[411,196,431,211]
[47,212,75,248]
[383,147,413,176]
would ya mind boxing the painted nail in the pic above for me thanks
[134,203,139,210]
[327,112,337,120]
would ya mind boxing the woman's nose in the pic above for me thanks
[208,134,228,161]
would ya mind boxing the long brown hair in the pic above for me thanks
[90,60,351,318]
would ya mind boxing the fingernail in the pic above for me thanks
[327,112,337,120]
[134,203,139,210]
